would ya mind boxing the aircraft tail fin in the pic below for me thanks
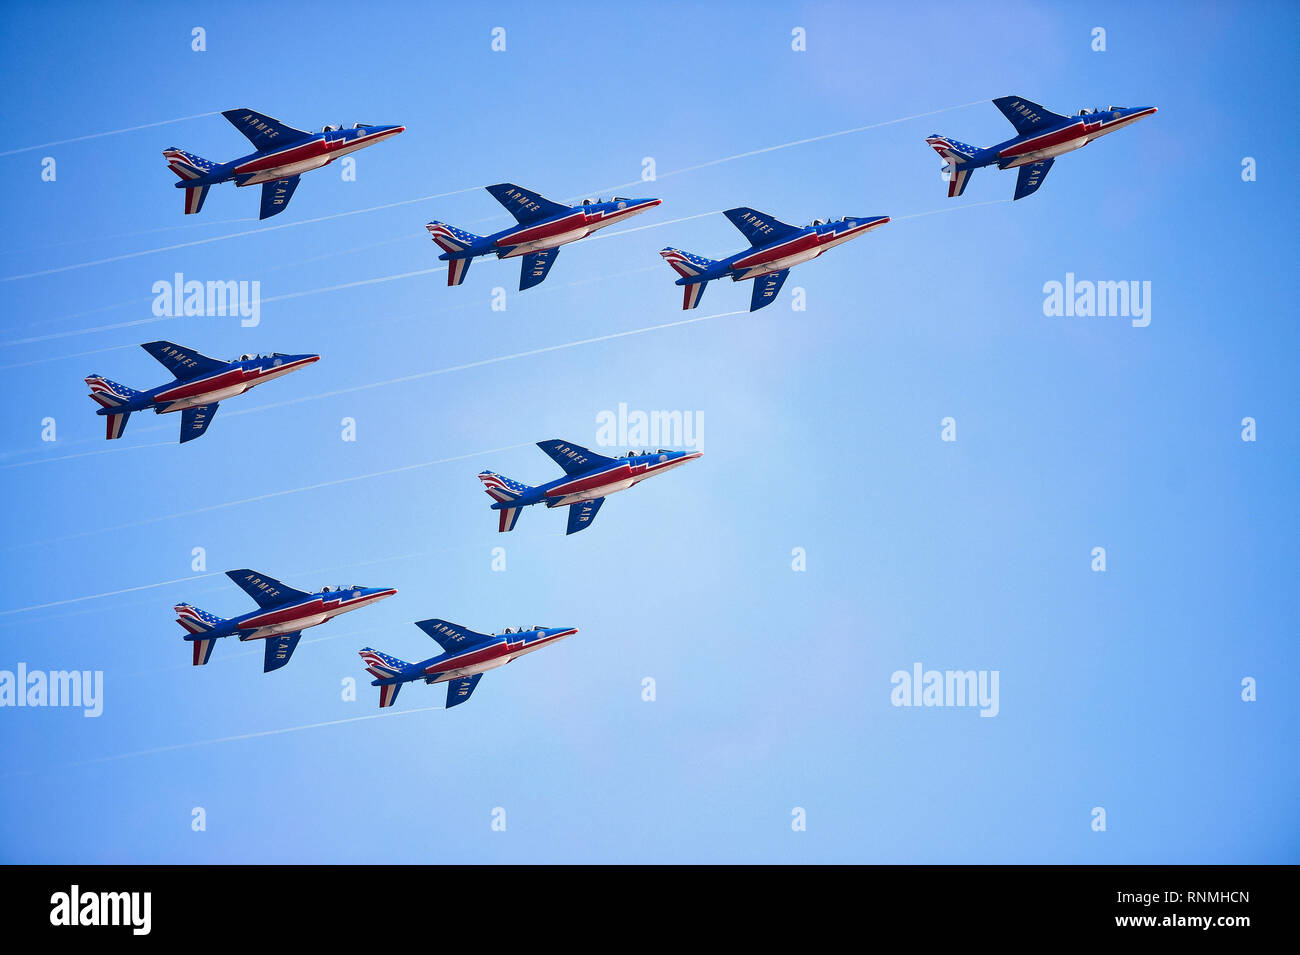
[175,603,227,666]
[659,248,715,310]
[426,222,483,286]
[85,376,141,440]
[163,148,217,215]
[478,471,530,532]
[925,136,979,198]
[359,648,410,708]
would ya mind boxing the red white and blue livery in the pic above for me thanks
[426,183,661,290]
[177,569,397,673]
[164,108,405,219]
[478,439,702,535]
[85,341,319,443]
[660,207,889,312]
[926,95,1158,200]
[360,619,579,710]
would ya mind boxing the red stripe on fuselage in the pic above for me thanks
[424,629,575,676]
[545,463,633,497]
[998,121,1089,158]
[731,232,820,271]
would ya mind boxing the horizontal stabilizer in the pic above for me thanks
[222,109,311,152]
[104,411,131,440]
[536,439,617,476]
[164,147,216,215]
[497,505,523,532]
[379,682,401,708]
[226,569,312,609]
[176,604,225,666]
[414,619,492,653]
[445,673,483,708]
[566,496,605,535]
[190,637,218,666]
[263,631,302,673]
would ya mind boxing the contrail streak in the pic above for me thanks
[2,705,446,777]
[0,110,225,158]
[0,186,483,282]
[0,443,537,559]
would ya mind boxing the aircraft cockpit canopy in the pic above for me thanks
[321,124,345,133]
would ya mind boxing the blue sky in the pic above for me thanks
[0,0,1295,862]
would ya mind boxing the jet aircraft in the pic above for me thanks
[85,341,319,443]
[478,440,701,535]
[176,570,397,673]
[163,108,404,219]
[925,95,1157,200]
[360,619,579,709]
[659,208,889,311]
[426,183,661,290]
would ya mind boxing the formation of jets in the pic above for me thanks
[135,94,1156,707]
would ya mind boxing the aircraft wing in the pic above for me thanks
[750,269,790,311]
[1014,159,1054,200]
[536,439,617,476]
[221,108,311,152]
[263,631,302,673]
[992,96,1068,136]
[140,341,227,381]
[415,619,493,653]
[566,497,605,535]
[519,248,560,290]
[259,176,300,220]
[445,673,483,708]
[179,403,219,443]
[226,569,312,609]
[723,207,802,247]
[484,183,571,225]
